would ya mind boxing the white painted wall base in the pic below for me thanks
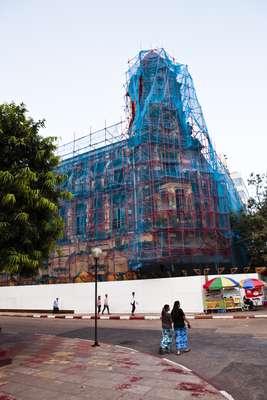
[0,273,258,314]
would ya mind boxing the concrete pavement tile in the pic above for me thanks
[76,386,123,400]
[42,381,91,396]
[44,359,71,365]
[10,366,40,375]
[131,369,193,383]
[72,356,91,362]
[53,351,74,358]
[74,350,90,358]
[157,369,192,382]
[0,392,16,400]
[116,383,152,396]
[118,394,162,400]
[19,361,43,369]
[8,373,64,391]
[40,359,62,365]
[7,372,38,385]
[39,363,68,372]
[161,370,204,384]
[15,387,59,400]
[0,382,28,395]
[45,395,88,400]
[134,393,222,400]
[82,371,128,382]
[111,364,159,376]
[53,372,91,384]
[31,379,65,391]
[117,394,145,400]
[147,387,192,400]
[0,371,10,380]
[125,364,157,372]
[61,363,88,374]
[157,359,190,370]
[186,395,224,400]
[34,370,64,380]
[128,375,203,389]
[82,377,123,390]
[0,366,12,374]
[67,375,94,384]
[86,361,113,369]
[175,381,219,395]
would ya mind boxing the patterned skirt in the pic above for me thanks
[160,328,173,350]
[174,327,188,350]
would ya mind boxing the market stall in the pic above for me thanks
[203,276,241,313]
[240,278,266,307]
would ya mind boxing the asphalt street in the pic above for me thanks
[1,317,266,400]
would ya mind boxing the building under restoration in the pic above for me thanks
[44,49,245,284]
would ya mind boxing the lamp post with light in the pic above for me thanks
[91,247,102,347]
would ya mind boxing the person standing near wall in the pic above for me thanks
[53,298,59,313]
[102,294,110,315]
[97,295,102,314]
[130,292,138,316]
[171,300,191,355]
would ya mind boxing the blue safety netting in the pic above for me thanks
[51,48,245,280]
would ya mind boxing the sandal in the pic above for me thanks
[183,348,191,353]
[165,348,170,354]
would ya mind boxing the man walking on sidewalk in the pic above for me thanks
[102,294,110,315]
[130,292,138,316]
[53,298,59,313]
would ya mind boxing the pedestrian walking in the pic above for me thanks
[102,294,110,315]
[130,292,138,316]
[97,295,101,314]
[159,304,173,354]
[171,300,191,356]
[53,297,60,313]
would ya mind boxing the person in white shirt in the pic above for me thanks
[53,298,59,313]
[130,292,138,316]
[102,294,110,315]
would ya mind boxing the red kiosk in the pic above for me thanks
[240,278,266,306]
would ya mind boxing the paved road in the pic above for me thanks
[1,317,267,400]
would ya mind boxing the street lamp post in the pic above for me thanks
[91,247,102,347]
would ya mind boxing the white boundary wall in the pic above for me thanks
[0,273,258,314]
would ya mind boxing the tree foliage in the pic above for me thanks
[231,173,267,266]
[0,103,71,276]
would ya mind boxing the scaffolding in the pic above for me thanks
[10,48,246,286]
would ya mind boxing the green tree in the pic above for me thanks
[231,173,267,266]
[0,103,71,276]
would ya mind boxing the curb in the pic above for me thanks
[160,357,234,399]
[0,313,267,320]
[220,390,235,400]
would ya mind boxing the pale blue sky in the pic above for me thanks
[0,0,266,181]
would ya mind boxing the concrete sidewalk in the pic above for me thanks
[0,332,230,400]
[0,309,266,320]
